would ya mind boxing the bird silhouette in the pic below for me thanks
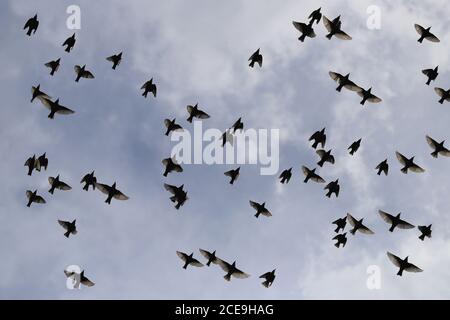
[426,135,450,158]
[58,219,77,238]
[64,269,95,287]
[309,128,326,149]
[216,259,250,281]
[375,159,389,176]
[24,155,38,176]
[45,58,61,76]
[302,166,325,183]
[162,157,183,177]
[347,213,374,235]
[414,24,440,43]
[378,210,415,232]
[221,129,234,147]
[48,175,72,194]
[249,201,272,218]
[418,225,432,241]
[308,7,322,24]
[329,72,361,92]
[164,118,183,136]
[62,33,76,52]
[176,251,204,269]
[26,190,46,207]
[74,65,95,82]
[332,217,347,233]
[259,269,276,288]
[141,78,157,98]
[31,84,51,103]
[333,233,347,248]
[186,104,210,123]
[95,182,129,204]
[199,249,219,266]
[422,66,438,85]
[357,87,382,105]
[316,149,335,167]
[248,48,263,68]
[279,168,292,184]
[24,14,39,36]
[41,98,75,119]
[348,139,362,155]
[224,167,240,185]
[106,52,122,70]
[80,171,97,191]
[434,87,450,104]
[395,151,425,174]
[323,15,352,40]
[164,183,188,209]
[292,20,316,42]
[324,179,340,198]
[387,252,423,276]
[36,153,48,171]
[230,117,244,133]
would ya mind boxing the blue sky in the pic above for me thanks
[1,0,450,299]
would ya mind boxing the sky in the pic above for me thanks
[1,0,450,299]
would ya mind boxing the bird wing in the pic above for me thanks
[140,81,150,89]
[44,61,54,68]
[405,263,423,273]
[323,16,332,32]
[176,251,188,262]
[81,277,95,287]
[64,270,75,278]
[260,209,272,217]
[40,98,54,110]
[55,105,75,115]
[410,163,425,173]
[311,173,326,183]
[422,68,433,76]
[106,55,116,62]
[26,190,33,199]
[359,225,375,234]
[80,174,89,183]
[216,258,231,272]
[292,21,307,33]
[58,220,70,230]
[418,226,431,235]
[395,151,408,165]
[335,30,352,40]
[113,190,129,200]
[164,183,178,195]
[387,252,402,267]
[328,155,335,164]
[186,105,195,114]
[397,218,415,229]
[425,135,439,149]
[425,33,440,42]
[439,147,450,157]
[233,268,250,279]
[346,213,357,227]
[434,87,446,98]
[414,24,425,35]
[316,149,326,158]
[249,200,260,210]
[378,210,394,224]
[172,163,183,173]
[196,110,210,119]
[328,71,342,82]
[57,181,72,191]
[301,166,310,176]
[48,176,55,186]
[74,65,82,74]
[367,94,382,103]
[163,119,172,128]
[259,272,271,279]
[34,196,46,204]
[190,259,204,267]
[332,218,344,225]
[224,169,235,177]
[95,183,112,195]
[248,50,259,61]
[344,80,362,91]
[199,249,212,260]
[82,70,95,79]
[24,19,33,29]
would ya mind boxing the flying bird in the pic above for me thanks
[64,270,95,288]
[316,149,335,167]
[302,166,325,183]
[41,98,75,119]
[45,58,61,76]
[186,104,210,123]
[434,87,450,104]
[395,151,425,174]
[378,210,415,232]
[308,7,322,24]
[230,117,244,133]
[216,259,250,281]
[418,225,432,241]
[62,33,76,52]
[176,251,204,269]
[80,171,97,191]
[292,20,316,42]
[248,48,263,68]
[106,52,122,70]
[164,183,188,209]
[347,213,374,235]
[422,66,438,85]
[221,129,234,147]
[26,190,46,207]
[332,217,347,233]
[348,139,362,155]
[74,65,95,82]
[36,153,48,171]
[309,128,326,149]
[164,118,183,136]
[199,249,219,266]
[357,87,382,105]
[224,167,240,185]
[31,84,51,103]
[249,201,272,218]
[58,219,77,238]
[387,252,423,276]
[329,72,361,92]
[279,168,292,184]
[95,182,129,204]
[259,269,276,288]
[24,155,38,176]
[414,24,440,43]
[162,157,183,177]
[426,135,450,158]
[48,175,72,194]
[375,159,389,176]
[333,233,347,248]
[141,78,157,98]
[324,179,340,198]
[24,14,39,36]
[323,15,352,40]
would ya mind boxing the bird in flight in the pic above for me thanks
[414,24,440,43]
[426,135,450,158]
[309,128,326,149]
[45,58,61,76]
[248,48,263,68]
[316,149,335,167]
[324,179,340,198]
[302,166,325,183]
[422,66,438,85]
[259,269,276,288]
[395,151,425,174]
[74,65,95,82]
[164,118,183,136]
[333,233,347,248]
[26,190,46,207]
[186,104,210,123]
[24,14,39,36]
[434,87,450,104]
[95,182,129,204]
[230,118,244,133]
[80,171,97,191]
[58,219,77,238]
[41,98,75,119]
[308,7,322,24]
[24,155,38,176]
[221,129,234,147]
[279,168,292,184]
[347,213,374,235]
[387,252,423,276]
[375,159,389,176]
[64,269,95,287]
[162,157,183,177]
[323,15,352,40]
[106,52,122,70]
[216,259,250,281]
[357,87,382,105]
[332,216,347,233]
[418,225,432,241]
[199,249,219,266]
[378,210,415,232]
[224,167,240,185]
[36,153,48,171]
[329,72,361,92]
[249,201,272,218]
[164,183,188,210]
[31,84,51,103]
[141,78,157,98]
[176,251,204,269]
[62,33,76,52]
[48,175,72,194]
[348,139,362,155]
[292,20,316,42]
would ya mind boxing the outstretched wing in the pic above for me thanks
[335,30,352,40]
[301,166,310,176]
[395,151,408,165]
[397,218,415,229]
[329,71,342,82]
[58,220,70,230]
[378,210,394,224]
[346,213,357,227]
[323,16,332,32]
[409,164,425,173]
[113,190,129,200]
[425,135,439,149]
[387,252,402,267]
[164,183,178,195]
[190,258,204,268]
[216,258,231,273]
[425,32,440,43]
[434,87,446,98]
[82,70,95,79]
[196,110,210,119]
[311,173,326,183]
[405,263,423,273]
[233,268,250,279]
[57,181,72,191]
[249,200,260,210]
[292,21,307,33]
[414,24,425,36]
[95,183,111,195]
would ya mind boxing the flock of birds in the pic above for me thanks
[21,6,448,290]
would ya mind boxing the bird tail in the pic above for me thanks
[64,230,71,238]
[312,142,318,149]
[336,85,343,92]
[397,269,403,276]
[142,91,147,98]
[401,167,408,174]
[303,177,308,183]
[48,188,54,195]
[326,192,331,198]
[419,234,425,241]
[334,227,339,233]
[377,170,381,176]
[83,184,89,191]
[334,243,339,248]
[65,47,70,52]
[27,202,31,207]
[350,228,357,235]
[360,99,365,105]
[326,33,333,40]
[105,197,112,205]
[262,280,270,288]
[48,113,54,119]
[426,78,431,85]
[28,168,32,176]
[439,98,444,104]
[249,61,255,68]
[317,160,324,167]
[431,151,438,158]
[418,38,424,43]
[187,116,193,123]
[163,171,168,177]
[27,29,32,36]
[175,202,181,210]
[254,213,260,218]
[224,274,231,281]
[170,196,177,203]
[389,225,395,232]
[229,179,234,185]
[299,34,306,42]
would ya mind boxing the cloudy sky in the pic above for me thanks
[1,0,450,299]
